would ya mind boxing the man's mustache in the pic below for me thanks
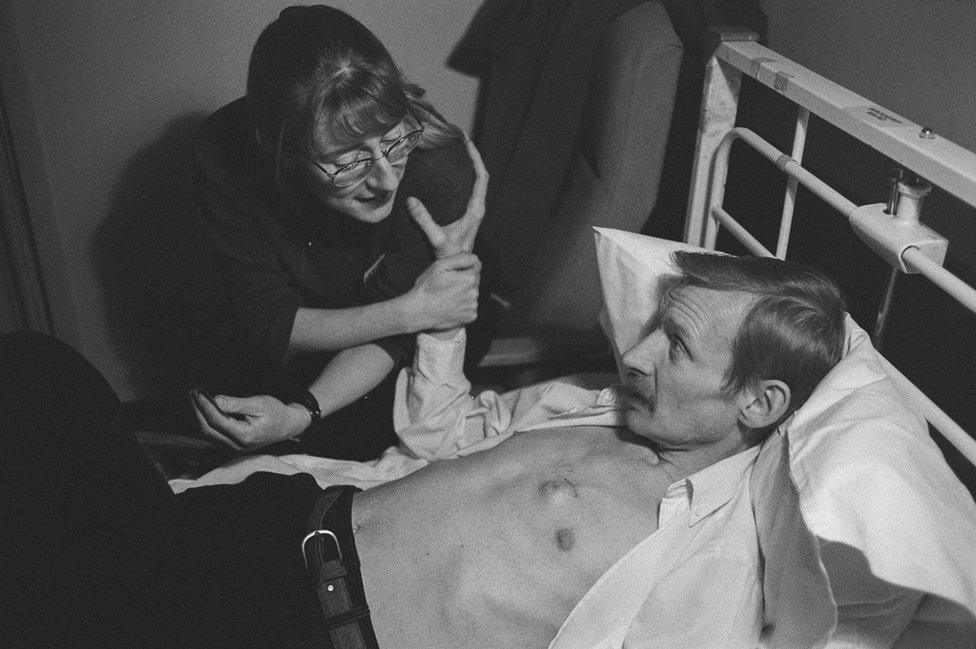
[613,373,653,408]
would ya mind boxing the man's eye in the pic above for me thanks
[668,337,684,360]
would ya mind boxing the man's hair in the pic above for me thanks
[246,5,460,185]
[672,251,847,437]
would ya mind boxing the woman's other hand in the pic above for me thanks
[190,390,310,451]
[407,136,488,258]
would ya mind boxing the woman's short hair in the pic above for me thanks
[672,251,847,433]
[246,4,459,180]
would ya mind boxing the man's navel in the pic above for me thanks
[554,527,576,552]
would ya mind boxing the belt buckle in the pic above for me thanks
[301,529,343,570]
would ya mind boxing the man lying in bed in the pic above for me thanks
[0,251,846,649]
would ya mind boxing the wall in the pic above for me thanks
[758,0,976,264]
[2,0,482,400]
[761,0,975,152]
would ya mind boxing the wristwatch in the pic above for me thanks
[294,389,322,437]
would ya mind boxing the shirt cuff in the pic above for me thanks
[414,329,467,383]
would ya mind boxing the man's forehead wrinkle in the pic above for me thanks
[668,287,749,348]
[667,290,712,343]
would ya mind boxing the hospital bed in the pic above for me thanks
[678,29,976,647]
[168,29,976,649]
[685,29,976,472]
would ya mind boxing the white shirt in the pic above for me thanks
[174,330,765,647]
[395,330,764,649]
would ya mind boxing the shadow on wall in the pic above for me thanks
[92,112,222,412]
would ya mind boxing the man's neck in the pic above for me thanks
[656,436,747,483]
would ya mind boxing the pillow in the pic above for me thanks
[593,227,705,376]
[780,318,976,647]
[592,227,976,646]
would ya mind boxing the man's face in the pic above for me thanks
[301,119,412,224]
[619,285,753,449]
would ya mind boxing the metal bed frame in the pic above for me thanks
[686,30,976,467]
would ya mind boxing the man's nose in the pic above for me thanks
[622,329,665,373]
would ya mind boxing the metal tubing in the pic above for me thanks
[685,55,744,247]
[776,108,810,258]
[705,127,858,250]
[873,268,900,349]
[710,205,775,257]
[902,248,976,316]
[715,39,976,208]
[877,354,976,467]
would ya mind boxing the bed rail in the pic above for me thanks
[687,31,976,466]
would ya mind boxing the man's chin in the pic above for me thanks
[624,407,653,432]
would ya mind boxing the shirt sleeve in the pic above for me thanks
[393,329,516,460]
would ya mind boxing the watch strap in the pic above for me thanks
[295,389,322,422]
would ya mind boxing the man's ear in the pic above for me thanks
[737,379,791,431]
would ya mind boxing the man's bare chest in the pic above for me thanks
[354,427,673,649]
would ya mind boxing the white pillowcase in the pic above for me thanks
[592,226,976,647]
[593,227,706,376]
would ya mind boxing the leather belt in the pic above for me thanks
[302,486,379,649]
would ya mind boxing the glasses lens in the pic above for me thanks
[386,130,422,163]
[332,159,373,188]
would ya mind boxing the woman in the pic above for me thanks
[191,5,496,460]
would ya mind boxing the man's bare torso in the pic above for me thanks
[352,426,673,649]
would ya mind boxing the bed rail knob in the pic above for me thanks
[884,168,903,215]
[849,201,947,273]
[893,174,932,225]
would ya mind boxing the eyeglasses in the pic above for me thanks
[305,124,424,188]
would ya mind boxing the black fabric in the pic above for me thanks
[0,331,366,648]
[450,0,647,289]
[450,0,767,288]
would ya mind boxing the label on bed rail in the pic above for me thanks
[748,56,777,79]
[845,106,909,127]
[773,71,794,93]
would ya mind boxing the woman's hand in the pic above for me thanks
[190,390,310,451]
[403,252,481,331]
[406,136,488,258]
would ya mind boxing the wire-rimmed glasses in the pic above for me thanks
[305,123,425,188]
